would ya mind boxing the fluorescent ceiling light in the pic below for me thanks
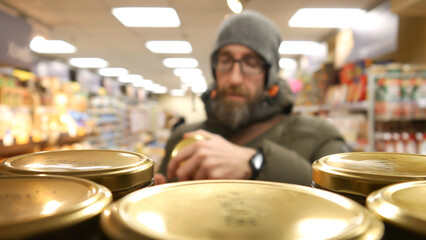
[170,89,185,96]
[181,75,205,84]
[288,8,366,29]
[119,74,143,83]
[279,41,325,55]
[279,58,298,70]
[30,36,76,54]
[153,88,168,94]
[112,7,180,27]
[146,41,192,54]
[69,58,108,68]
[163,58,199,68]
[173,68,202,77]
[149,83,167,93]
[133,79,153,88]
[191,80,208,93]
[227,0,243,14]
[98,67,128,77]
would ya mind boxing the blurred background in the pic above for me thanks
[0,0,424,168]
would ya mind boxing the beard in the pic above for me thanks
[211,86,264,130]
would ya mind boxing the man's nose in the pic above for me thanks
[228,61,244,85]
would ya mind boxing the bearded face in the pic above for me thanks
[211,44,267,130]
[212,85,264,130]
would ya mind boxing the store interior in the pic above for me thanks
[0,0,425,168]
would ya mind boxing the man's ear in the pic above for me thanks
[210,89,217,99]
[267,84,279,97]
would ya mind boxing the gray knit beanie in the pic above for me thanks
[210,10,282,87]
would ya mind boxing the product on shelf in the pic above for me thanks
[294,61,425,153]
[372,64,426,121]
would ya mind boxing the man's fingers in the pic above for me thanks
[184,129,215,140]
[167,142,198,179]
[175,155,201,181]
[154,173,167,185]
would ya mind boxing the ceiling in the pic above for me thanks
[0,0,385,91]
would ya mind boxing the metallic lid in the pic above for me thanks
[101,180,383,240]
[171,134,206,158]
[0,150,154,192]
[0,175,112,239]
[312,152,426,197]
[366,180,426,236]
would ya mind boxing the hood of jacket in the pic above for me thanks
[202,10,294,130]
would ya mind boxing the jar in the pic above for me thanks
[100,180,383,240]
[0,175,112,240]
[171,134,206,158]
[312,152,426,204]
[366,180,426,240]
[0,150,154,200]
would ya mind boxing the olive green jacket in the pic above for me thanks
[158,74,348,186]
[158,113,347,186]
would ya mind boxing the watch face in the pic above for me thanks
[252,153,263,170]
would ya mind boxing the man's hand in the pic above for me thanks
[154,173,167,185]
[167,130,257,181]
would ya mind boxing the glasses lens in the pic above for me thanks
[216,54,234,72]
[214,53,265,75]
[241,56,264,75]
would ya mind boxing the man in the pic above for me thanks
[155,10,348,186]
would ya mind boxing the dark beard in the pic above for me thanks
[212,87,263,130]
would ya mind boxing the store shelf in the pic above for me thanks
[375,115,426,122]
[294,101,369,114]
[367,70,426,152]
[0,133,86,158]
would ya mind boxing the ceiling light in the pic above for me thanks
[146,41,192,54]
[30,36,76,54]
[173,68,203,77]
[279,58,298,70]
[98,67,128,77]
[111,7,180,27]
[170,89,185,96]
[288,8,366,29]
[163,58,199,68]
[279,41,325,55]
[227,0,243,14]
[180,75,205,84]
[133,79,153,88]
[150,84,167,93]
[69,58,108,68]
[119,74,143,83]
[191,80,208,94]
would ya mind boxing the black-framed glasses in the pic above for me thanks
[213,53,266,76]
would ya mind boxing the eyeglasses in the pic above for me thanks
[213,53,266,76]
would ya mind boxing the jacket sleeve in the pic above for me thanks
[254,115,349,186]
[308,118,350,163]
[156,127,186,177]
[256,139,312,186]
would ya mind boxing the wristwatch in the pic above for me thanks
[249,149,264,180]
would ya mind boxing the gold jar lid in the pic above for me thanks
[0,150,154,192]
[171,134,206,158]
[312,152,426,197]
[366,180,426,236]
[101,180,383,240]
[0,175,112,239]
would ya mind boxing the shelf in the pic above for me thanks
[375,115,426,122]
[294,101,369,114]
[0,133,86,158]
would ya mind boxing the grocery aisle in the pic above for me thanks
[0,0,425,160]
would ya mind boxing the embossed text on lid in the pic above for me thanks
[0,175,112,239]
[101,180,383,240]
